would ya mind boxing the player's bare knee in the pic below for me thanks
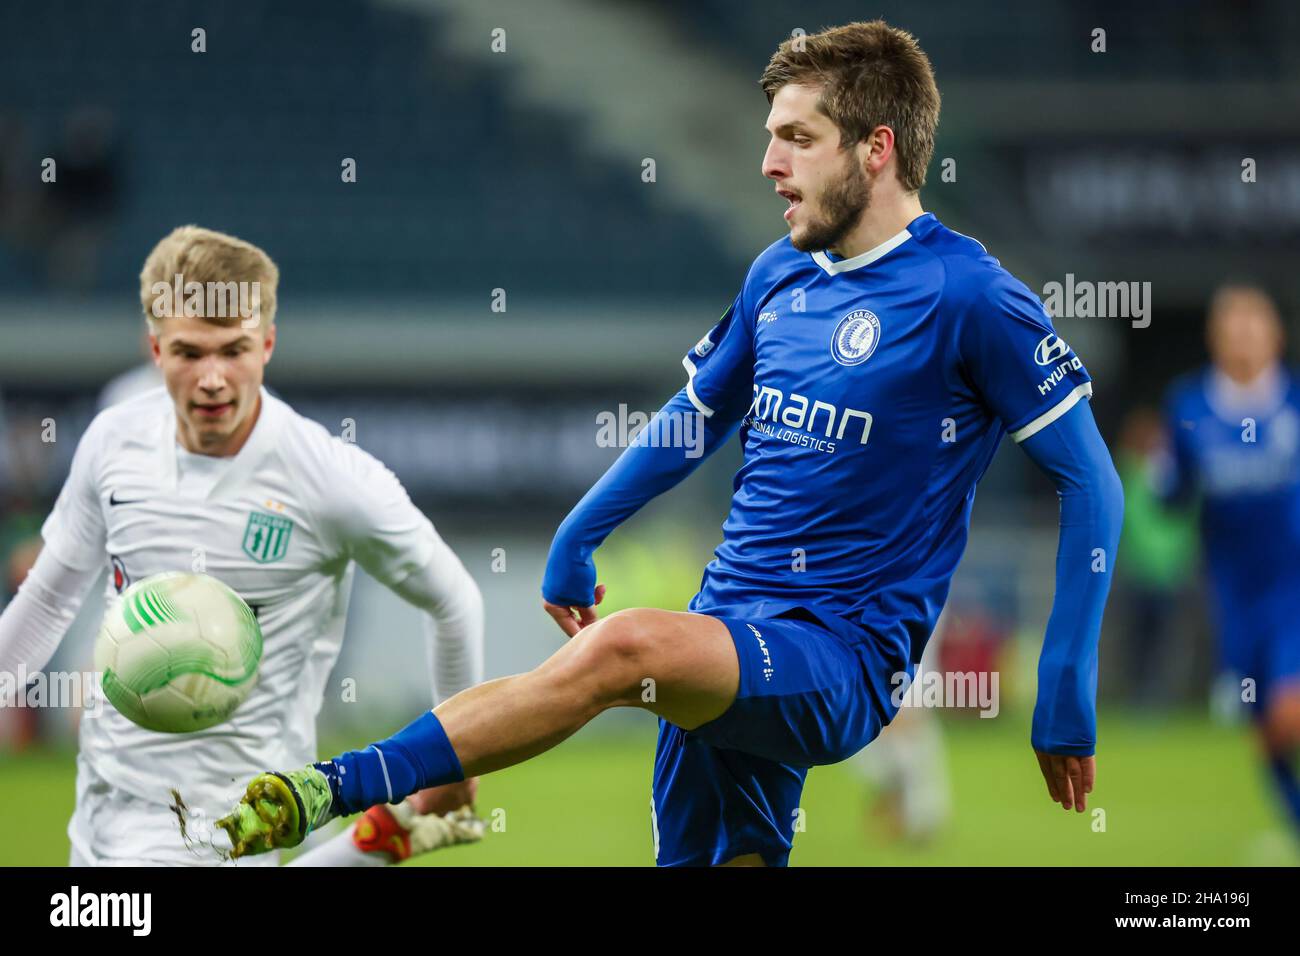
[570,609,661,708]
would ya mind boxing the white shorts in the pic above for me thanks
[67,755,279,867]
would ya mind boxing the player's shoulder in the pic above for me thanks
[269,392,404,492]
[81,385,171,450]
[1164,368,1209,412]
[907,218,1051,347]
[271,392,369,468]
[911,215,1034,311]
[743,235,811,287]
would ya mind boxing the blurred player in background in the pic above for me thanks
[1113,407,1197,709]
[851,613,951,845]
[216,21,1123,866]
[0,226,485,866]
[1159,284,1300,836]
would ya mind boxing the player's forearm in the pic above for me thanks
[1020,401,1124,755]
[390,544,485,702]
[542,387,740,606]
[0,548,99,676]
[424,589,484,704]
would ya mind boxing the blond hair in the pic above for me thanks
[139,225,280,328]
[759,21,941,193]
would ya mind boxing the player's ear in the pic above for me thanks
[262,323,277,365]
[862,124,895,177]
[148,326,162,366]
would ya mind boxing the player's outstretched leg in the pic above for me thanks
[285,802,486,866]
[1261,687,1300,834]
[217,609,739,857]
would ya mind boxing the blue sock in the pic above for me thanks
[313,710,464,817]
[1267,754,1300,832]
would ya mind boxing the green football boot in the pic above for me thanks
[216,767,336,858]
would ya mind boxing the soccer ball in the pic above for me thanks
[94,572,263,733]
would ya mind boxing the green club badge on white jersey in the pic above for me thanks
[242,511,294,564]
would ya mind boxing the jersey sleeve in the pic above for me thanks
[40,419,108,572]
[957,277,1094,443]
[321,442,439,587]
[680,290,756,423]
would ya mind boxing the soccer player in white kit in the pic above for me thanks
[0,226,486,866]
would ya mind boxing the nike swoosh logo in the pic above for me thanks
[109,492,147,507]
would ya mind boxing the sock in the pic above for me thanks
[314,709,464,817]
[1266,753,1300,831]
[285,825,388,867]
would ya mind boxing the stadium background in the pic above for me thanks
[1,0,1297,865]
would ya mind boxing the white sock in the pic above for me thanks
[896,712,951,839]
[285,824,390,867]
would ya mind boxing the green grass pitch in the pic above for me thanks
[1,710,1294,866]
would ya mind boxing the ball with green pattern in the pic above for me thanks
[94,572,263,733]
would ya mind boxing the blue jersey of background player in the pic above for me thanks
[1161,285,1300,832]
[215,22,1124,867]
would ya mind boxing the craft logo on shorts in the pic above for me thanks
[746,623,773,681]
[242,511,294,564]
[831,309,881,366]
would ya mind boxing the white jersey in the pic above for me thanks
[39,385,481,823]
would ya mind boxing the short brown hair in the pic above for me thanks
[1208,283,1280,323]
[139,225,280,328]
[759,20,941,192]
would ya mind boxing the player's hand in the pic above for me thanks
[409,777,478,815]
[1034,750,1095,812]
[542,584,606,638]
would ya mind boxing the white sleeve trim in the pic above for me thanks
[681,356,715,418]
[1010,382,1093,443]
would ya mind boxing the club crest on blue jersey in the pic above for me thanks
[831,309,881,367]
[242,511,294,564]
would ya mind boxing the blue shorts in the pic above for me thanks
[651,609,892,867]
[1215,582,1300,711]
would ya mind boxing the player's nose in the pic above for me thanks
[197,357,226,392]
[762,139,789,181]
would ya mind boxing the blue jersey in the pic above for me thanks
[684,212,1094,682]
[1164,367,1300,593]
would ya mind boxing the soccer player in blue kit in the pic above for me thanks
[217,21,1125,865]
[1161,285,1300,835]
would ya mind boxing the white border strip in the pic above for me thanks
[681,356,715,417]
[371,745,394,803]
[1010,382,1093,443]
[811,227,912,276]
